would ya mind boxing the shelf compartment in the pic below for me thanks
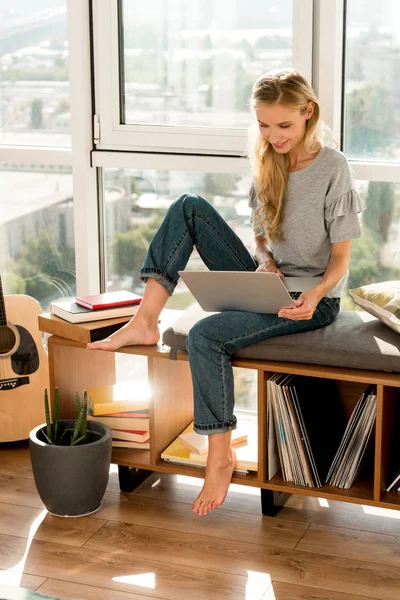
[377,385,400,500]
[263,374,376,492]
[111,448,151,469]
[263,469,374,503]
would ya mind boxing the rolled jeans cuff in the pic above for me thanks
[140,268,176,296]
[193,416,237,435]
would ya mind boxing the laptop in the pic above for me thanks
[178,271,322,314]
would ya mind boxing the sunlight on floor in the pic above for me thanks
[4,509,47,586]
[362,504,400,519]
[245,570,272,599]
[176,474,260,495]
[261,583,276,599]
[318,498,330,507]
[113,572,156,588]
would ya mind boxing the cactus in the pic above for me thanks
[42,388,88,446]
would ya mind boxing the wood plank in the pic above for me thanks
[280,494,400,537]
[84,519,306,577]
[36,579,152,600]
[0,445,33,480]
[136,473,400,537]
[0,534,270,600]
[1,531,400,600]
[296,523,400,568]
[0,474,44,509]
[0,473,118,512]
[92,493,309,550]
[0,503,106,547]
[0,571,46,592]
[149,357,194,463]
[264,581,374,600]
[136,472,263,514]
[45,331,400,387]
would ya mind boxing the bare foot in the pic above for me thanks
[192,449,236,516]
[86,317,160,351]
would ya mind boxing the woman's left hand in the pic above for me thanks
[278,288,322,321]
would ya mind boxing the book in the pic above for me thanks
[75,291,142,310]
[161,418,258,472]
[178,427,248,455]
[87,413,149,431]
[87,383,150,416]
[111,429,150,443]
[326,385,377,489]
[112,440,150,449]
[50,300,140,324]
[267,374,347,487]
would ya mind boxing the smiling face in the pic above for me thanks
[256,102,314,154]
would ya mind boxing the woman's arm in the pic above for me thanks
[254,235,284,278]
[278,240,351,321]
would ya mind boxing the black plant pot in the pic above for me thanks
[29,420,112,517]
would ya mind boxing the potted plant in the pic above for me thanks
[29,388,112,517]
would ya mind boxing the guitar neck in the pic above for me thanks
[0,276,7,327]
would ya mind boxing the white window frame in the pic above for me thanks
[92,0,314,154]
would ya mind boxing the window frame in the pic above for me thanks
[92,0,314,154]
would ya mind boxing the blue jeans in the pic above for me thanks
[140,194,340,435]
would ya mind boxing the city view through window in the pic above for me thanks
[0,0,70,147]
[1,0,399,313]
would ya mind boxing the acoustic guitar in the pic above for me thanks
[0,276,48,442]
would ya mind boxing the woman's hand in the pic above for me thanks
[278,287,323,321]
[256,260,284,279]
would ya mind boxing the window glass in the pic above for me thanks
[345,180,400,308]
[121,0,292,129]
[104,170,400,312]
[0,1,70,147]
[0,164,75,310]
[344,0,400,161]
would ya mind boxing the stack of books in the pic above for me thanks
[267,374,376,489]
[161,415,258,474]
[87,382,150,449]
[50,291,142,323]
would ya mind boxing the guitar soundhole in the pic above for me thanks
[0,326,17,354]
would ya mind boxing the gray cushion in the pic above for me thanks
[162,304,400,373]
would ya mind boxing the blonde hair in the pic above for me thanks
[248,69,329,240]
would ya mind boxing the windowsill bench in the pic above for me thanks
[41,306,400,515]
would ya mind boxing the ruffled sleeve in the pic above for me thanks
[324,156,366,243]
[324,189,365,221]
[248,184,266,237]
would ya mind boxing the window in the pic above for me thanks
[121,0,293,129]
[0,0,70,148]
[343,0,400,162]
[0,164,75,309]
[93,0,312,153]
[345,179,400,308]
[103,165,252,309]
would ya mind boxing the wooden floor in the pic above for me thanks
[1,445,400,600]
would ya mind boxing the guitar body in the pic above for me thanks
[0,294,49,442]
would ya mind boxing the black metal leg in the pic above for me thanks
[261,489,291,516]
[118,466,153,492]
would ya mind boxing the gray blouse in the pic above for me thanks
[248,146,365,297]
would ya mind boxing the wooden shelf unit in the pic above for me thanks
[45,329,400,512]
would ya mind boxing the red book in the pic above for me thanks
[75,291,142,310]
[111,429,150,443]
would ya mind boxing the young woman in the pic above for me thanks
[87,69,364,516]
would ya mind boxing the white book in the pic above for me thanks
[178,427,248,455]
[51,300,140,324]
